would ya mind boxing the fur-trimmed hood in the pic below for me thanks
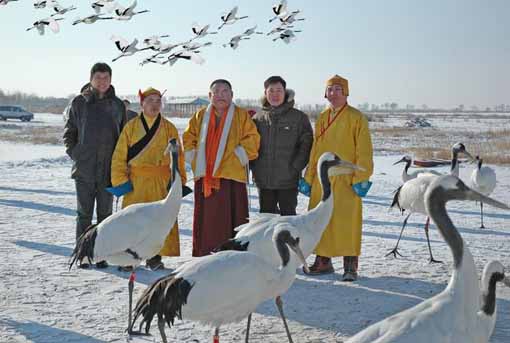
[260,89,295,110]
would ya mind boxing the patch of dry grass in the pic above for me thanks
[374,127,510,165]
[0,125,62,145]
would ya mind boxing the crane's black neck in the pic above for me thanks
[276,235,291,268]
[451,151,459,173]
[426,188,464,268]
[319,161,334,202]
[405,159,411,174]
[481,272,504,316]
[171,149,178,184]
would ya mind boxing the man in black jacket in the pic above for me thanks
[251,76,313,215]
[63,62,127,268]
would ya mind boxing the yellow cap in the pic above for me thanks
[325,75,349,96]
[138,87,162,103]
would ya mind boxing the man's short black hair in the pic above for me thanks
[123,99,131,105]
[264,76,286,90]
[90,62,112,80]
[210,79,232,91]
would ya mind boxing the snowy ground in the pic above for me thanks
[1,113,510,342]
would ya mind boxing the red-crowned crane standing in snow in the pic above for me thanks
[69,138,182,334]
[130,227,308,343]
[346,175,510,343]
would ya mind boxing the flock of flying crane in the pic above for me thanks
[1,0,305,68]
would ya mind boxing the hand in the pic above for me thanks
[106,180,133,197]
[352,180,372,198]
[234,146,249,166]
[298,178,311,197]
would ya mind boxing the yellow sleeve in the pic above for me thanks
[239,111,260,160]
[183,111,200,152]
[304,120,320,184]
[352,115,374,184]
[111,124,131,186]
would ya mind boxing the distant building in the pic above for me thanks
[166,97,209,117]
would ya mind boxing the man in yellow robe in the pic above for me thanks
[183,79,260,256]
[110,87,186,270]
[303,75,374,281]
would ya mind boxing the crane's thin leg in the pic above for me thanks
[275,296,294,343]
[128,271,135,330]
[480,202,485,229]
[386,213,411,258]
[213,327,220,343]
[127,271,150,336]
[158,314,168,343]
[245,313,252,343]
[424,217,442,264]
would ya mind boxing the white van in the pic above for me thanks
[0,105,34,122]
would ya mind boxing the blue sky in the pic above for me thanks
[0,0,509,108]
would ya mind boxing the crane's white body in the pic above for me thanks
[242,25,263,36]
[51,1,76,15]
[72,14,112,25]
[234,201,331,269]
[269,0,288,22]
[166,50,205,66]
[278,11,304,25]
[223,35,249,49]
[0,0,19,6]
[469,162,496,197]
[230,153,355,269]
[347,250,482,343]
[93,174,182,266]
[111,35,147,61]
[397,173,438,215]
[218,6,248,30]
[27,17,62,35]
[176,244,296,327]
[273,29,298,44]
[111,0,148,20]
[191,23,217,39]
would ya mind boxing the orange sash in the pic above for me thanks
[316,103,347,140]
[203,107,228,197]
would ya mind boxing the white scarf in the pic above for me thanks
[194,102,236,178]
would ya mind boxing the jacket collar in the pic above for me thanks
[260,89,295,115]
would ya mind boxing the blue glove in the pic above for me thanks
[352,181,372,198]
[106,180,133,197]
[298,178,311,197]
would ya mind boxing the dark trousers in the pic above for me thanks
[258,188,298,216]
[75,179,113,241]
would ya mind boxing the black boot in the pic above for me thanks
[96,260,109,269]
[146,255,164,271]
[342,256,358,282]
[303,255,334,275]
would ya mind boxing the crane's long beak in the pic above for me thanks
[465,189,510,210]
[289,243,309,274]
[328,159,365,177]
[463,150,476,163]
[393,157,407,165]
